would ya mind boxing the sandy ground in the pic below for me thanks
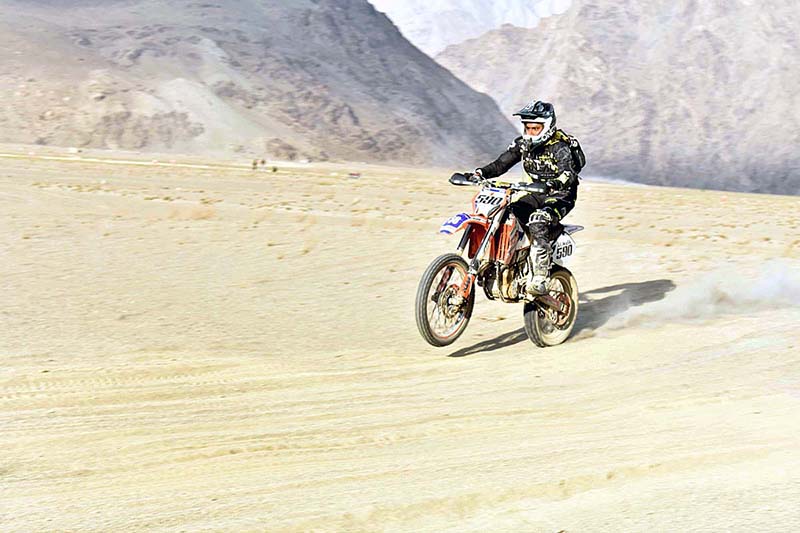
[2,147,800,531]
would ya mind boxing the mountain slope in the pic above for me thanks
[370,0,572,56]
[436,1,800,193]
[0,0,515,164]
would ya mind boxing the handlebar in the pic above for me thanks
[449,173,548,194]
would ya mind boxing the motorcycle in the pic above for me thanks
[414,173,583,348]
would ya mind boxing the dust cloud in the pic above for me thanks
[607,260,800,329]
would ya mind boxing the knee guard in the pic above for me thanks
[527,209,556,245]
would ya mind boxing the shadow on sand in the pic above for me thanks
[448,278,676,358]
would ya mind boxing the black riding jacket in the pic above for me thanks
[479,130,581,222]
[479,130,579,188]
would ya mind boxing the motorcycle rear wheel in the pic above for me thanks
[523,266,579,347]
[415,253,475,347]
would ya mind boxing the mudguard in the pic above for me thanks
[439,213,489,235]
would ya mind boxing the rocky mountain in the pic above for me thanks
[0,0,515,164]
[436,1,800,194]
[369,0,572,56]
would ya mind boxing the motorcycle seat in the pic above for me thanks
[551,223,584,239]
[562,224,584,235]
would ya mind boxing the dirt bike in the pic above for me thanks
[415,173,583,348]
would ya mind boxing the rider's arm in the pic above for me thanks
[477,137,523,179]
[549,142,579,189]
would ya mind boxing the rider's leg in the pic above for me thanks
[525,184,578,294]
[509,197,537,240]
[509,194,541,242]
[526,208,557,294]
[542,182,578,223]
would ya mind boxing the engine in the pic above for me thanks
[480,253,529,302]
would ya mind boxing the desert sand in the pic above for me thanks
[2,146,800,531]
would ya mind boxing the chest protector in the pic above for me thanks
[520,130,585,182]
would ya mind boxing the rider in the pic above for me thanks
[472,100,582,295]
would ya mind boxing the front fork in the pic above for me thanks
[430,227,474,304]
[457,207,507,299]
[456,225,472,254]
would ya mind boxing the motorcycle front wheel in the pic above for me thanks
[415,253,475,347]
[523,266,579,347]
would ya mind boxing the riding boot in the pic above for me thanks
[526,244,552,295]
[525,208,556,295]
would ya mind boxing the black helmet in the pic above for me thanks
[513,100,556,148]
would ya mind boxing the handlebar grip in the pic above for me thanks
[449,173,476,186]
[518,182,548,194]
